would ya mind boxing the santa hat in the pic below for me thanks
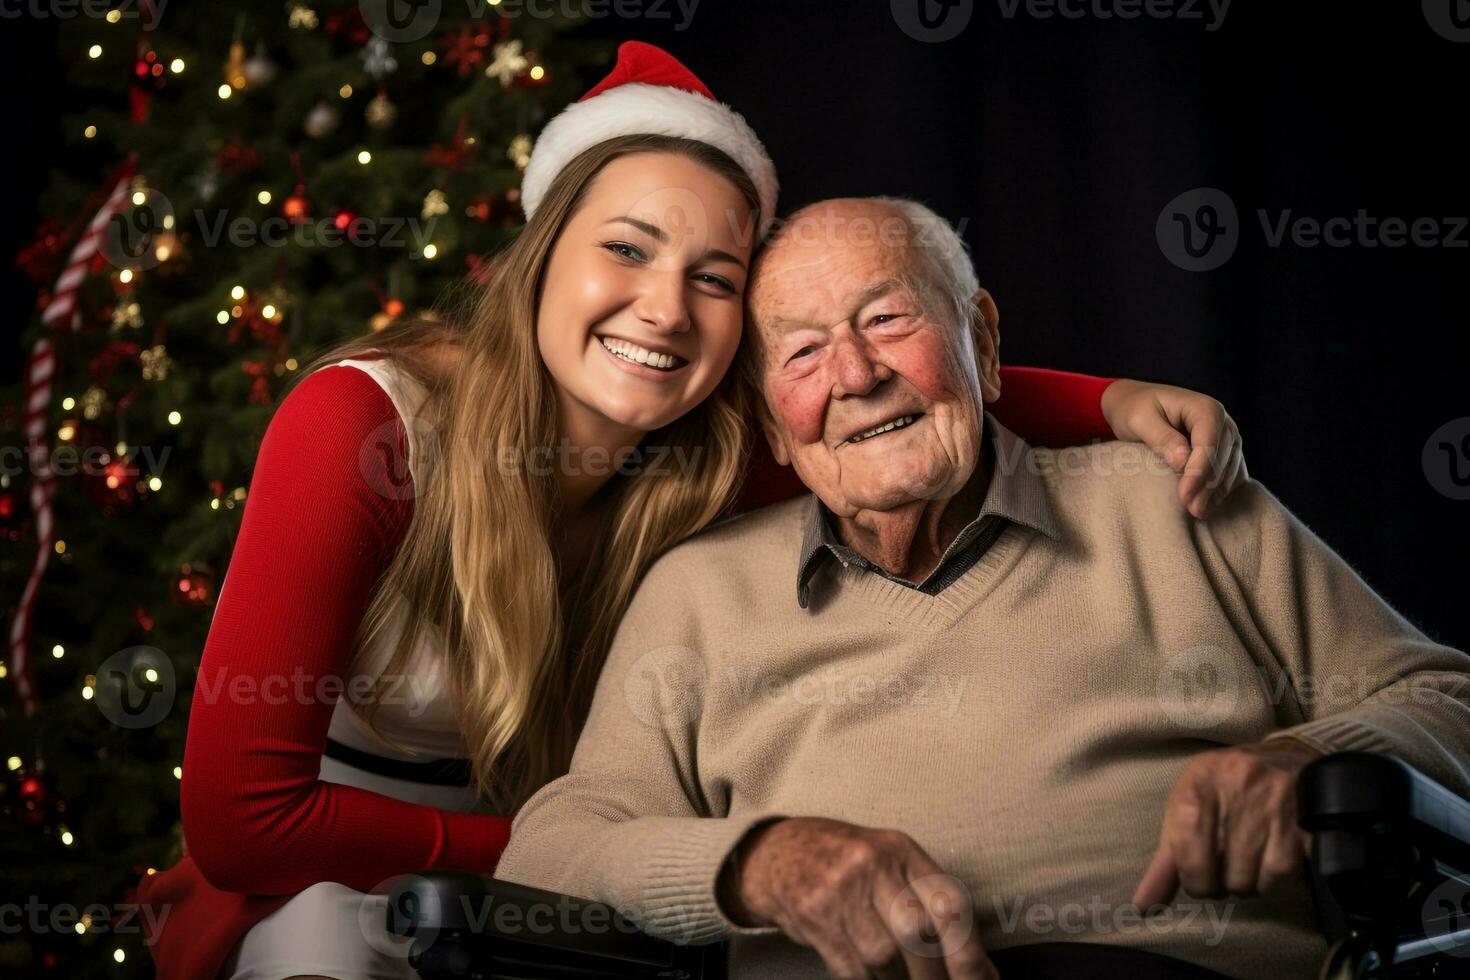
[521,41,779,237]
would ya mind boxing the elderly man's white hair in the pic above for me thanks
[871,197,982,328]
[740,197,985,392]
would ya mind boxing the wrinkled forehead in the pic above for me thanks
[750,229,920,334]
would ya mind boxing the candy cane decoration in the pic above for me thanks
[8,162,136,716]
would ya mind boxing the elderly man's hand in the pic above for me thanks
[1100,379,1246,519]
[718,817,997,980]
[1132,738,1325,910]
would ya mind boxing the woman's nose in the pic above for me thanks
[632,271,692,334]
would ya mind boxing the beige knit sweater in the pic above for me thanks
[497,423,1470,980]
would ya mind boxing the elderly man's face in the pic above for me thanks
[748,201,1000,517]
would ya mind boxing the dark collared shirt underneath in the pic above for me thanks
[796,415,1059,609]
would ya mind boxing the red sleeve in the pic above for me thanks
[990,366,1117,448]
[179,364,510,896]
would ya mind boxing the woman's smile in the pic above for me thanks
[594,333,692,376]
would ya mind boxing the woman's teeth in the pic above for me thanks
[849,414,921,444]
[600,337,683,371]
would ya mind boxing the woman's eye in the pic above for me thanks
[871,313,906,326]
[603,241,646,261]
[693,272,737,293]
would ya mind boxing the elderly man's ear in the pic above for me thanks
[971,288,1002,403]
[757,397,791,466]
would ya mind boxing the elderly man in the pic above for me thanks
[495,198,1470,980]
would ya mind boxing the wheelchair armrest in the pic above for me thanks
[1297,751,1470,970]
[386,871,720,979]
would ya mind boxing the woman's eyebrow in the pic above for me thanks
[603,216,668,243]
[602,216,747,270]
[702,248,747,270]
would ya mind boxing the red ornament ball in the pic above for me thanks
[17,775,48,826]
[282,193,310,222]
[172,564,215,607]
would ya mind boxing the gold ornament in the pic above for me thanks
[485,40,528,86]
[81,386,106,421]
[287,2,318,29]
[507,134,533,170]
[365,90,397,129]
[111,300,142,330]
[421,189,448,220]
[369,312,392,332]
[140,345,171,382]
[225,41,248,91]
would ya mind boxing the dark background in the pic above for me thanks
[5,1,1465,650]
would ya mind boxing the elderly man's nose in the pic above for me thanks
[633,272,692,334]
[831,336,889,397]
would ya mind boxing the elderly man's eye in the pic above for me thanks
[870,313,906,326]
[788,345,818,362]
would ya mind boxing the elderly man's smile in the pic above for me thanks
[838,411,927,446]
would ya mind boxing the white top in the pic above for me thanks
[319,356,486,813]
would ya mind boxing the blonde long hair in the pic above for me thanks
[292,135,759,809]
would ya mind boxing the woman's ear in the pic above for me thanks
[971,288,1002,403]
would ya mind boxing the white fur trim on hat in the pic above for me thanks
[521,83,779,238]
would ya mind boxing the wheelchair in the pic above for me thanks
[386,752,1470,979]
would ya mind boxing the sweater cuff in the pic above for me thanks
[1263,717,1399,758]
[634,812,786,945]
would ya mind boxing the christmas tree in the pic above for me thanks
[1,2,606,974]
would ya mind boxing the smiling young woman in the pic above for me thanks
[136,42,1245,980]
